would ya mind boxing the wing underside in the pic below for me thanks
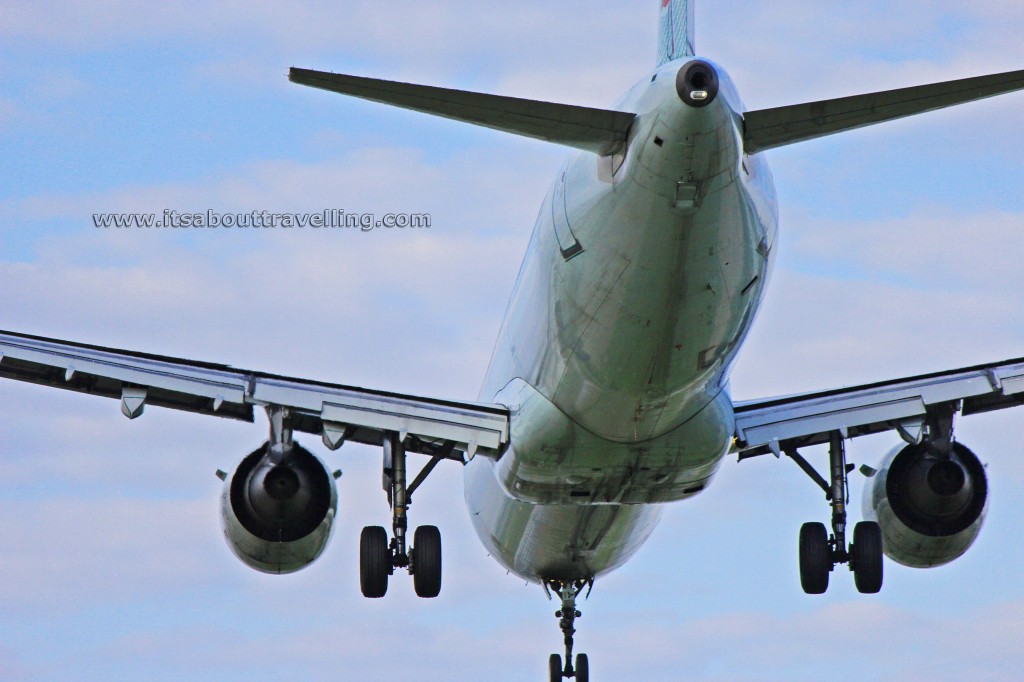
[733,356,1024,459]
[0,329,509,461]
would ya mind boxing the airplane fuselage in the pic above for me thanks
[465,58,778,582]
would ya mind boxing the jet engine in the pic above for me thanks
[862,440,987,568]
[220,440,338,574]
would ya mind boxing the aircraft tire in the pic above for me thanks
[799,522,830,594]
[549,654,562,681]
[852,521,884,594]
[360,525,390,598]
[412,525,442,598]
[575,653,589,682]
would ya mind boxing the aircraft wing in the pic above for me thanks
[0,329,509,461]
[733,356,1024,458]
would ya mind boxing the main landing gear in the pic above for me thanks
[360,431,444,599]
[787,431,883,594]
[545,579,592,682]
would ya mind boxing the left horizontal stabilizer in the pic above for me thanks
[289,67,636,155]
[744,68,1024,154]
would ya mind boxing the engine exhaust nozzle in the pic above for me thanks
[676,60,719,108]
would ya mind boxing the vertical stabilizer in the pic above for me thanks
[658,0,695,65]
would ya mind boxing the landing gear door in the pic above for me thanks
[552,169,584,260]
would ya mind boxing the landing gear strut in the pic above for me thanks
[545,579,591,682]
[788,431,883,594]
[360,431,443,598]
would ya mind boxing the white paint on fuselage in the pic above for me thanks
[465,59,778,583]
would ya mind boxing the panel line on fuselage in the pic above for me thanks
[467,57,778,583]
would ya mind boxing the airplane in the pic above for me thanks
[3,2,1024,680]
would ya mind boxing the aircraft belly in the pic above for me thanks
[548,175,767,442]
[464,450,663,582]
[488,98,774,443]
[462,378,731,582]
[495,378,729,499]
[468,77,778,583]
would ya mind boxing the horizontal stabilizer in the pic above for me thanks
[289,67,636,155]
[744,68,1024,154]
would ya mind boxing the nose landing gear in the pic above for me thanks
[545,578,592,682]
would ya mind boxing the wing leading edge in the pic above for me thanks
[0,329,509,461]
[733,356,1024,459]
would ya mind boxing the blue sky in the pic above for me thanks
[2,1,1024,680]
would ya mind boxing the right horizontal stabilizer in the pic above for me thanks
[289,68,637,155]
[744,68,1024,154]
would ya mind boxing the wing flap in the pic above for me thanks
[0,331,254,421]
[734,357,1024,457]
[289,67,636,155]
[0,330,509,459]
[744,68,1024,154]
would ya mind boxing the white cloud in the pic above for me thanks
[0,143,552,397]
[0,496,220,613]
[574,599,1024,681]
[3,2,1024,680]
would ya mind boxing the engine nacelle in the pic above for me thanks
[220,441,337,574]
[862,441,987,568]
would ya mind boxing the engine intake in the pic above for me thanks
[863,441,987,568]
